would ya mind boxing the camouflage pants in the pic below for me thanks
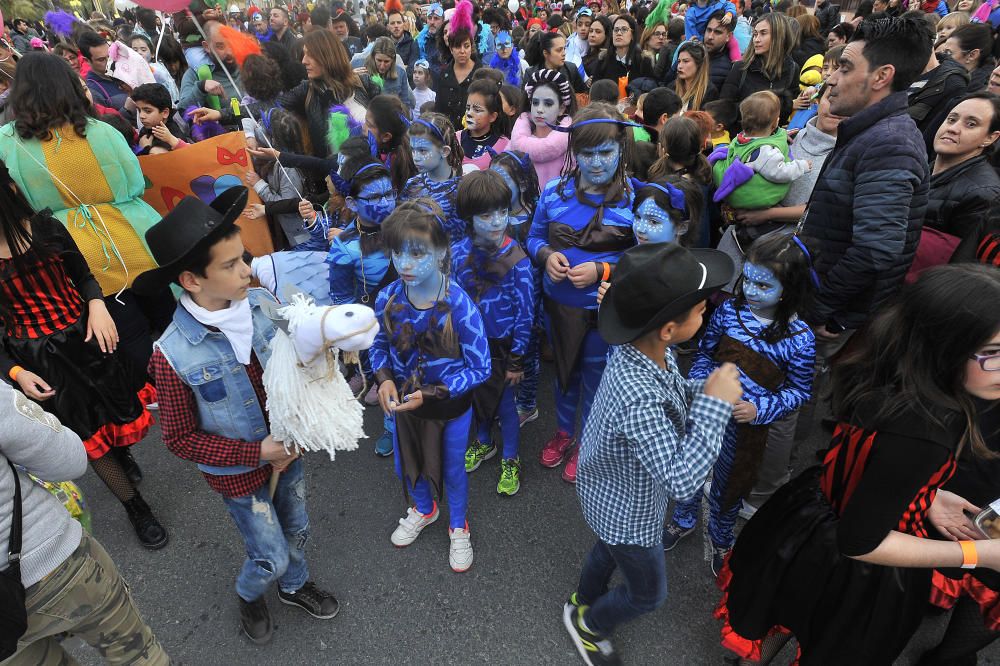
[2,533,168,666]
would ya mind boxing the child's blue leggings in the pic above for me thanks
[672,420,740,548]
[555,329,609,438]
[515,331,540,414]
[392,408,472,529]
[477,384,520,459]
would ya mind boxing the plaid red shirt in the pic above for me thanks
[148,348,272,498]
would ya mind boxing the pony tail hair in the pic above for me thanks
[445,121,464,173]
[391,134,417,191]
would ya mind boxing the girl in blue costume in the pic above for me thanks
[370,199,491,573]
[454,171,536,496]
[400,112,466,245]
[665,230,817,576]
[526,102,638,484]
[490,150,543,425]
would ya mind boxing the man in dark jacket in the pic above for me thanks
[656,12,734,89]
[78,31,130,113]
[802,15,931,343]
[908,50,970,159]
[269,7,300,51]
[815,0,840,37]
[331,11,364,57]
[387,9,420,70]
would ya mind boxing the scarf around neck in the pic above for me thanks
[180,292,254,365]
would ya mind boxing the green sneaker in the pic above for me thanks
[465,440,497,472]
[497,457,521,496]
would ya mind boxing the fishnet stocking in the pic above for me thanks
[90,453,136,503]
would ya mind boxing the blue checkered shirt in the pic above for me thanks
[576,344,732,547]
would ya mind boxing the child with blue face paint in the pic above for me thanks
[458,74,511,172]
[453,171,536,496]
[509,68,578,189]
[664,231,818,577]
[490,150,543,424]
[369,200,491,573]
[526,102,638,483]
[400,112,467,245]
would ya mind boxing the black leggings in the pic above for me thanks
[104,287,175,383]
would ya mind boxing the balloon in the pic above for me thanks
[133,0,193,12]
[508,0,519,12]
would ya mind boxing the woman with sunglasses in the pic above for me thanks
[591,14,655,86]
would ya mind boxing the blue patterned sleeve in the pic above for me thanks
[439,287,492,397]
[689,302,727,381]
[526,185,554,263]
[751,328,816,425]
[325,239,357,306]
[368,288,393,381]
[508,258,536,358]
[295,216,332,252]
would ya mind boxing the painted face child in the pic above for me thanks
[349,174,397,227]
[408,114,460,182]
[457,169,515,252]
[632,180,695,245]
[465,91,499,139]
[634,198,685,244]
[392,236,446,292]
[742,261,783,319]
[491,164,522,212]
[471,208,510,251]
[576,140,621,190]
[530,85,566,129]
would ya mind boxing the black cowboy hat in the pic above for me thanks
[599,243,734,345]
[132,187,249,296]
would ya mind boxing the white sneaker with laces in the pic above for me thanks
[448,526,474,572]
[390,505,439,547]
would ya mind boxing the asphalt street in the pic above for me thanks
[65,364,1000,666]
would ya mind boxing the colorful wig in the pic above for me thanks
[219,25,262,66]
[447,0,475,45]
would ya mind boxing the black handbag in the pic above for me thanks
[0,460,27,660]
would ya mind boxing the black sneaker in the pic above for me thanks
[277,581,340,619]
[123,495,168,550]
[662,521,695,551]
[562,603,622,666]
[238,595,273,645]
[113,447,142,484]
[711,544,731,578]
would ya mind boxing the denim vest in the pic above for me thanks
[155,288,277,476]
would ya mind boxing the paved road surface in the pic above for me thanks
[66,367,999,665]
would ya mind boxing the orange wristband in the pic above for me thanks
[960,540,978,569]
[8,366,23,382]
[601,262,611,282]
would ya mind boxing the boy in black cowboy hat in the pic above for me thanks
[562,243,743,666]
[134,188,339,645]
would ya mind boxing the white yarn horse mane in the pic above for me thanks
[262,292,379,461]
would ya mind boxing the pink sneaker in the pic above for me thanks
[539,430,574,468]
[561,446,579,483]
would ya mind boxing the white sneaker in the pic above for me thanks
[448,525,474,572]
[390,505,439,547]
[739,500,758,521]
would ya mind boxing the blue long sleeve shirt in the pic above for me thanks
[526,179,635,310]
[325,227,391,306]
[450,237,536,357]
[401,173,466,245]
[685,0,737,40]
[369,279,492,398]
[688,299,816,425]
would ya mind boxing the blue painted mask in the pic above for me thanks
[490,165,521,211]
[576,140,621,188]
[353,176,396,226]
[391,239,444,288]
[472,208,510,250]
[634,198,683,244]
[410,136,447,175]
[742,262,784,316]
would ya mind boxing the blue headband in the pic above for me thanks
[353,162,384,180]
[398,112,412,127]
[412,117,446,143]
[791,235,821,289]
[637,180,686,215]
[498,149,531,172]
[415,200,448,232]
[546,118,643,132]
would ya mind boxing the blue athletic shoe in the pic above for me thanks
[375,431,393,457]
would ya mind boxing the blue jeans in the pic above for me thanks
[223,458,309,602]
[576,540,667,636]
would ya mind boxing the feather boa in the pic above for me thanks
[185,106,226,141]
[448,0,475,41]
[44,10,78,38]
[645,0,677,27]
[326,103,363,155]
[491,50,521,86]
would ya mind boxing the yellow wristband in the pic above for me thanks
[960,540,978,570]
[8,365,24,382]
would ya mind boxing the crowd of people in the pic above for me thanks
[0,0,999,663]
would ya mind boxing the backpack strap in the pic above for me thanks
[5,461,22,583]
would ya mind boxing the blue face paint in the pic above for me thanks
[742,262,784,317]
[634,198,682,244]
[410,135,449,179]
[490,165,522,212]
[391,238,444,290]
[576,140,621,189]
[353,176,396,226]
[472,208,509,250]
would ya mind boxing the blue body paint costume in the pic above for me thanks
[526,179,635,437]
[452,237,536,458]
[401,173,466,245]
[369,279,491,528]
[325,225,393,305]
[508,209,542,413]
[672,299,815,548]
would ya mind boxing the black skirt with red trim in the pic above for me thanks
[716,466,933,666]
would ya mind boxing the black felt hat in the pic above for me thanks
[599,243,734,345]
[132,187,248,296]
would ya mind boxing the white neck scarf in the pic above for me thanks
[180,293,254,365]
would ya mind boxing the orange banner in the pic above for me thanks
[138,132,274,257]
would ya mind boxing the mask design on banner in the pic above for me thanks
[354,177,396,226]
[742,261,784,316]
[410,136,447,175]
[576,140,620,188]
[472,208,510,250]
[634,198,682,244]
[392,239,445,288]
[530,86,562,127]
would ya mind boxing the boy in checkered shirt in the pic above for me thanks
[563,243,742,666]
